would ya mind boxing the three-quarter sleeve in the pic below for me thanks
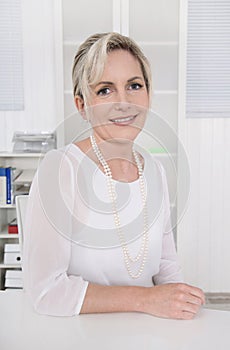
[23,149,88,316]
[153,163,183,285]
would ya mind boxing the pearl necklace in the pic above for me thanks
[90,135,149,279]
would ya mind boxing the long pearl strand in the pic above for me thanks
[90,135,149,279]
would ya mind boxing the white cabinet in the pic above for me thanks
[62,0,179,148]
[0,153,41,290]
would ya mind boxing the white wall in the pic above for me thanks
[0,0,64,152]
[177,0,230,292]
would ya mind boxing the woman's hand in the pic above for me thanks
[141,283,205,320]
[81,283,204,320]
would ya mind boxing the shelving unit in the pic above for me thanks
[0,153,42,290]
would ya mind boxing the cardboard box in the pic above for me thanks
[8,218,18,234]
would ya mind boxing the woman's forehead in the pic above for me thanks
[99,50,143,79]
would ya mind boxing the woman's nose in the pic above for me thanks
[114,101,131,112]
[114,90,131,111]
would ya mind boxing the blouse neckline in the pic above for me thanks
[68,142,150,185]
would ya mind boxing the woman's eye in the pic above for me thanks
[128,83,143,91]
[96,87,111,96]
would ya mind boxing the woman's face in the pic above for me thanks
[82,49,149,143]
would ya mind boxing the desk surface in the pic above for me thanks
[0,290,230,350]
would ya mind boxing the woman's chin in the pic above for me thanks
[93,124,142,142]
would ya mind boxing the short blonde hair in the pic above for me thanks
[72,32,152,105]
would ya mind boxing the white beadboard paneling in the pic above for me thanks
[209,119,224,291]
[62,0,113,42]
[129,0,179,42]
[222,119,230,291]
[182,120,201,285]
[196,120,213,291]
[178,0,230,293]
[178,118,230,293]
[141,44,179,91]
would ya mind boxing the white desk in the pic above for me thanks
[0,290,230,350]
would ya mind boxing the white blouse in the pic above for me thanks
[23,143,183,316]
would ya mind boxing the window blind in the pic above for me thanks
[186,0,230,118]
[0,0,24,111]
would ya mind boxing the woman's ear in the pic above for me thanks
[74,96,86,119]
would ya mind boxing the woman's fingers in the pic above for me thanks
[176,284,205,318]
[190,287,206,304]
[181,311,197,320]
[182,300,201,313]
[184,294,203,306]
[178,283,206,305]
[145,283,205,320]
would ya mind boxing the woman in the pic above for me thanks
[24,32,205,319]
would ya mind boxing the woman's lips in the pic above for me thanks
[109,114,137,126]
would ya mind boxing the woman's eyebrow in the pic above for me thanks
[95,76,144,88]
[127,76,144,82]
[95,81,114,87]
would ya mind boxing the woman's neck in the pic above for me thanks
[92,135,140,182]
[75,136,142,182]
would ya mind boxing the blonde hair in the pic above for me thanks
[72,32,152,105]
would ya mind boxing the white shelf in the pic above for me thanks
[0,233,18,239]
[0,263,21,269]
[0,152,39,290]
[0,152,43,158]
[0,205,16,209]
